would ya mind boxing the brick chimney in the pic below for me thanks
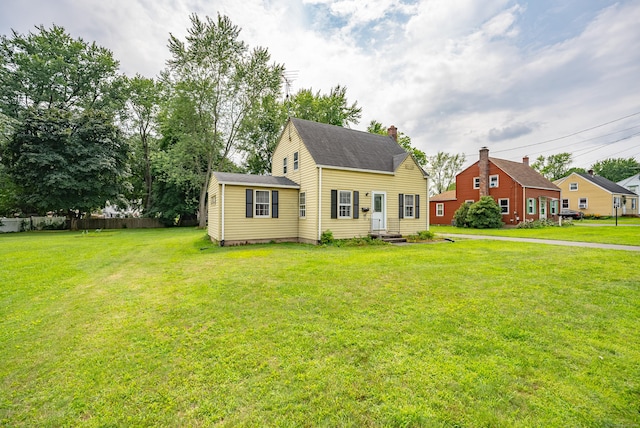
[387,125,398,142]
[479,147,490,197]
[588,169,594,176]
[523,156,529,167]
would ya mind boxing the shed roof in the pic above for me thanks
[212,172,300,188]
[431,190,457,201]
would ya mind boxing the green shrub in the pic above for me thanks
[466,196,503,229]
[320,229,334,245]
[453,202,471,228]
[418,230,435,240]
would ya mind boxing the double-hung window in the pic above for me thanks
[283,157,287,174]
[527,198,536,215]
[404,194,414,218]
[562,199,569,209]
[293,152,299,170]
[436,203,444,217]
[550,200,558,215]
[473,177,480,189]
[490,175,499,188]
[339,191,352,218]
[299,192,306,218]
[498,198,509,215]
[569,182,578,191]
[255,190,270,217]
[579,198,588,209]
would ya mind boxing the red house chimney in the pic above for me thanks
[387,125,398,142]
[523,156,529,167]
[479,147,490,197]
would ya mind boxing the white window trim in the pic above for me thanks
[404,194,415,219]
[436,203,444,217]
[550,200,558,215]
[569,182,578,191]
[299,192,306,218]
[473,177,480,189]
[490,174,499,188]
[338,190,352,219]
[498,198,509,215]
[527,198,536,215]
[562,199,569,209]
[465,200,474,204]
[255,190,270,218]
[578,198,588,209]
[293,152,299,171]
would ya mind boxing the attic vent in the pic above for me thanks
[405,163,414,170]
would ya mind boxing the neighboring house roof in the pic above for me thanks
[431,190,457,201]
[617,173,640,191]
[290,117,417,174]
[577,172,637,195]
[490,157,560,191]
[212,172,300,188]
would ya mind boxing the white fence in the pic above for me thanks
[0,216,67,233]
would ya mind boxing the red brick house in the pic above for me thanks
[430,147,561,225]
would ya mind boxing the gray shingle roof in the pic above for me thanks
[578,172,637,195]
[212,172,300,188]
[291,118,411,173]
[490,158,560,191]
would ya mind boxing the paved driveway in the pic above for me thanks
[439,234,640,252]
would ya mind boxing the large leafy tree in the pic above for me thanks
[591,157,640,183]
[0,25,123,117]
[4,107,128,216]
[241,94,288,174]
[367,120,427,167]
[426,151,466,195]
[122,75,163,212]
[531,153,574,181]
[0,25,129,216]
[288,85,362,127]
[160,13,284,227]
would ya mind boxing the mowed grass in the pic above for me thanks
[1,229,639,427]
[432,222,640,246]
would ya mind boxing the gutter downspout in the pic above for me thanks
[318,167,322,242]
[221,183,226,246]
[522,186,526,220]
[426,176,430,231]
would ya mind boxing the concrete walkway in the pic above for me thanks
[439,234,640,252]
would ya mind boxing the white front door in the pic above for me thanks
[539,197,547,220]
[371,191,386,231]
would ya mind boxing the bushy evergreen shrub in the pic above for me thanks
[466,196,503,229]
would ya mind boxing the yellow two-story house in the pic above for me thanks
[555,171,638,217]
[208,118,429,245]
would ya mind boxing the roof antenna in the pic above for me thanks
[283,70,298,118]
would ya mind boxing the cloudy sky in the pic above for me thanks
[1,0,639,170]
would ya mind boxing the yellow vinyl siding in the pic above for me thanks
[207,178,220,241]
[221,185,299,242]
[274,122,319,242]
[557,173,638,216]
[320,156,428,239]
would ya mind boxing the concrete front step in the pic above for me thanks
[370,233,407,243]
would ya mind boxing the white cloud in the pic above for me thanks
[1,0,638,169]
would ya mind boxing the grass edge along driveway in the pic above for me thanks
[1,228,639,426]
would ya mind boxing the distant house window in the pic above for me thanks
[465,200,474,204]
[339,191,352,218]
[632,198,637,210]
[490,175,499,188]
[255,190,270,217]
[473,177,480,189]
[569,182,578,191]
[293,152,299,170]
[283,157,288,174]
[498,198,509,215]
[613,196,621,208]
[299,192,306,218]
[404,194,415,218]
[562,199,569,209]
[210,195,217,207]
[436,203,444,217]
[550,200,558,215]
[578,198,588,209]
[527,198,536,215]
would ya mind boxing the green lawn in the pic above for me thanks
[1,229,639,426]
[432,223,640,246]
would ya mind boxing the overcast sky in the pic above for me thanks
[1,0,639,170]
